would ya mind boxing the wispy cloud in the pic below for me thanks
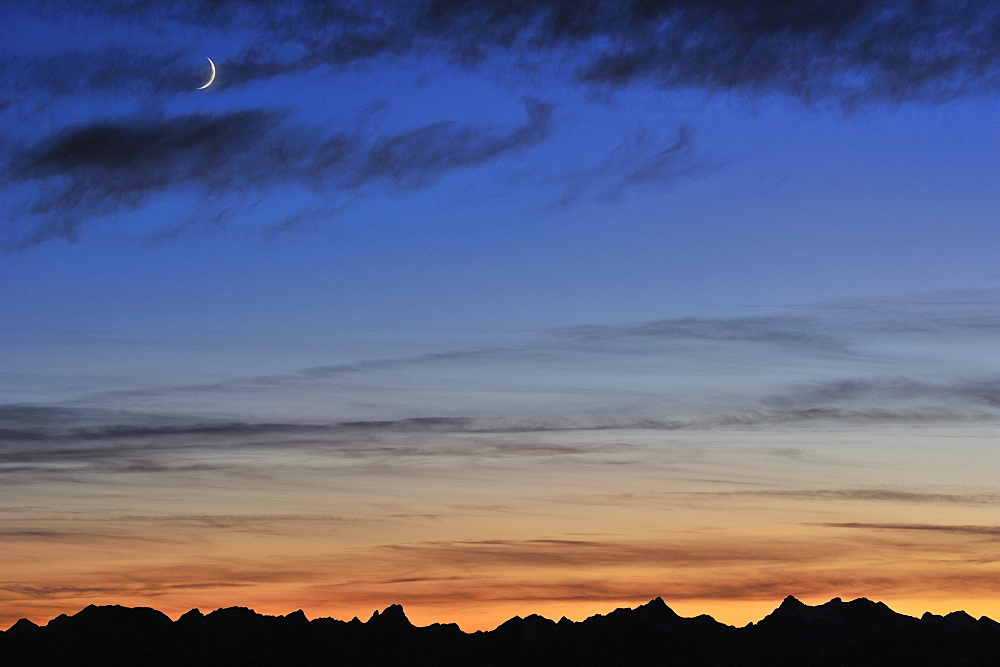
[572,1,1000,106]
[20,1,999,105]
[5,383,994,453]
[0,514,365,548]
[3,293,995,483]
[550,314,852,352]
[821,522,1000,537]
[704,489,1000,506]
[0,528,161,543]
[0,561,316,602]
[164,296,1000,396]
[764,378,1000,409]
[2,99,551,250]
[0,405,640,481]
[4,2,999,248]
[545,125,715,207]
[380,536,841,569]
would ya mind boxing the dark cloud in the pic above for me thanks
[354,98,552,189]
[68,422,329,440]
[723,406,992,427]
[6,399,989,468]
[4,109,289,249]
[424,1,998,105]
[711,489,1000,505]
[381,536,840,568]
[762,377,1000,414]
[0,528,169,544]
[959,379,1000,408]
[472,406,996,431]
[96,460,238,474]
[0,459,245,482]
[0,406,333,444]
[0,515,362,561]
[2,98,551,250]
[0,429,51,442]
[0,405,635,481]
[3,299,995,478]
[336,417,475,432]
[0,560,315,603]
[0,405,96,426]
[551,314,850,352]
[8,2,994,248]
[24,0,999,105]
[572,0,1000,106]
[0,408,482,445]
[821,522,1000,537]
[767,378,944,405]
[5,3,407,97]
[19,110,285,184]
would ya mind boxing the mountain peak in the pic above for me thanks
[635,596,681,619]
[779,595,806,608]
[284,609,308,623]
[496,613,556,631]
[206,606,261,621]
[1,595,998,664]
[921,609,979,629]
[178,608,203,623]
[367,604,412,628]
[69,604,172,626]
[6,618,39,633]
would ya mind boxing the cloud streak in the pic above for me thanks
[821,522,1000,537]
[86,295,1000,399]
[5,376,996,450]
[732,489,1000,506]
[2,293,995,484]
[4,2,999,248]
[551,314,852,352]
[21,1,1000,106]
[2,99,552,250]
[544,124,714,207]
[380,536,842,569]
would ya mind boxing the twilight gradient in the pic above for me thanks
[1,1,998,630]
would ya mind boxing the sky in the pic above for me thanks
[1,0,998,630]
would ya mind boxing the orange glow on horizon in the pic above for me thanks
[7,591,1000,634]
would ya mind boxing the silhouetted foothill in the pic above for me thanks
[4,596,1000,666]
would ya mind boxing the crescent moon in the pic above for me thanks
[196,57,216,90]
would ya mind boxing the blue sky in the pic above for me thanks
[1,0,998,628]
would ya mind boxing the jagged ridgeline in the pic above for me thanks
[3,596,999,665]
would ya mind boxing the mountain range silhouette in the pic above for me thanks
[3,595,998,665]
